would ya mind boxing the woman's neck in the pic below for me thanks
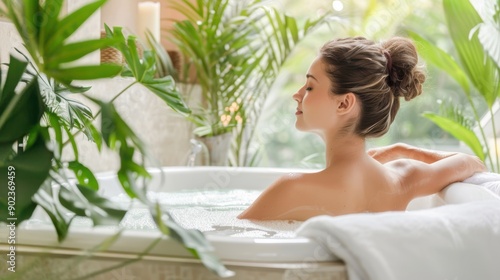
[323,133,366,168]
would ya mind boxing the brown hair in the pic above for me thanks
[319,36,426,138]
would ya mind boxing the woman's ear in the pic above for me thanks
[336,92,357,115]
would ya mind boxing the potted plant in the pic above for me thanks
[409,0,500,172]
[168,0,331,166]
[0,0,233,277]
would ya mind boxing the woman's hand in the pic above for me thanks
[464,153,488,173]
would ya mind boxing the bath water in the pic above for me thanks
[27,189,302,238]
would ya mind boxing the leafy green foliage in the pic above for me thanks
[32,182,73,242]
[0,55,50,224]
[411,0,500,171]
[469,0,500,71]
[423,112,485,160]
[2,0,122,88]
[145,30,179,80]
[0,136,53,223]
[104,26,190,116]
[1,0,231,277]
[0,56,43,140]
[67,161,99,191]
[444,0,499,108]
[169,0,330,166]
[93,99,233,276]
[59,183,127,226]
[96,98,150,199]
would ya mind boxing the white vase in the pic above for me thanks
[196,133,233,166]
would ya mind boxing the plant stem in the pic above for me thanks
[490,106,499,172]
[109,81,138,104]
[468,94,495,170]
[62,81,138,147]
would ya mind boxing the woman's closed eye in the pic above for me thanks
[305,87,312,91]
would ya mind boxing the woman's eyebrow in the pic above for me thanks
[306,74,318,81]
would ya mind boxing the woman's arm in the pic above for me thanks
[388,154,486,197]
[370,143,487,196]
[368,143,461,164]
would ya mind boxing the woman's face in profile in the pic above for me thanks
[293,56,337,133]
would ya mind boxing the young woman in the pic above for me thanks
[238,37,486,221]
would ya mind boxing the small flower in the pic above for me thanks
[229,102,239,113]
[220,114,231,126]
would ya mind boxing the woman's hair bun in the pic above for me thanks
[382,37,426,101]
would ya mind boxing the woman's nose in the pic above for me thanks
[293,86,304,102]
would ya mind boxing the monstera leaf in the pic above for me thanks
[469,0,500,71]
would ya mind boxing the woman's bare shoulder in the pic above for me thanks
[236,173,303,220]
[260,172,319,198]
[237,171,349,221]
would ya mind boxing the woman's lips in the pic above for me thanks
[295,109,303,115]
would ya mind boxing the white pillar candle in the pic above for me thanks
[101,0,137,35]
[137,1,161,43]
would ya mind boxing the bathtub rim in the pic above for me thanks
[6,222,335,263]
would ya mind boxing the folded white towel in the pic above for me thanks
[296,201,500,280]
[464,172,500,196]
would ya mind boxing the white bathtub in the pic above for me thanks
[8,167,333,263]
[2,167,499,279]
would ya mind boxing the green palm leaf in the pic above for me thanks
[444,0,499,107]
[44,0,106,56]
[423,112,485,160]
[3,0,121,87]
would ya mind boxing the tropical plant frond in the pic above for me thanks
[444,0,499,108]
[2,0,121,87]
[416,0,500,171]
[169,0,330,163]
[437,99,476,130]
[1,1,232,277]
[469,0,500,92]
[105,26,191,115]
[423,112,486,161]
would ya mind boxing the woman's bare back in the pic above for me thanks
[238,156,412,220]
[238,144,485,221]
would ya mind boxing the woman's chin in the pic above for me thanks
[295,122,306,131]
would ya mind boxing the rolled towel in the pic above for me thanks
[464,172,500,197]
[296,200,500,280]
